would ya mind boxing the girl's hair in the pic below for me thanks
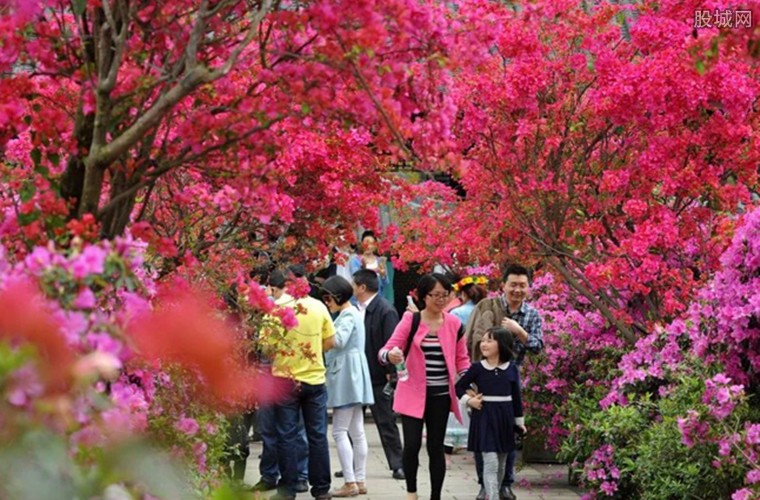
[320,276,354,305]
[416,273,453,301]
[461,283,487,305]
[483,326,515,364]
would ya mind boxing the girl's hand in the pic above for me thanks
[467,393,483,410]
[516,424,527,435]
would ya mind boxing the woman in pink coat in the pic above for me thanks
[379,273,470,500]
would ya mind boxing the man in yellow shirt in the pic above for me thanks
[262,270,336,500]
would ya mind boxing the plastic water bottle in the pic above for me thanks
[395,360,409,382]
[391,346,409,382]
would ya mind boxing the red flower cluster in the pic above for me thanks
[0,280,73,393]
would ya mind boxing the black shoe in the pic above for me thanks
[392,468,405,480]
[249,479,278,492]
[499,485,517,500]
[334,469,344,478]
[476,486,486,500]
[315,494,332,500]
[295,480,309,493]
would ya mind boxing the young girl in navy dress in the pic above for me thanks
[456,327,526,500]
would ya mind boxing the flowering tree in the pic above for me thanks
[393,0,760,342]
[559,207,760,499]
[0,0,458,274]
[1,0,759,497]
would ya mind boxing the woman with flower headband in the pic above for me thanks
[444,275,489,463]
[450,276,489,328]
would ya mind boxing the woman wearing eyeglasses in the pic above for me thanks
[378,273,470,500]
[321,276,375,497]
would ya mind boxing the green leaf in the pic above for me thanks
[620,16,631,41]
[18,211,40,226]
[30,148,42,167]
[586,53,595,72]
[19,182,36,202]
[72,0,87,16]
[47,152,60,167]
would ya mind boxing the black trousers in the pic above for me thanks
[401,389,451,500]
[369,383,404,471]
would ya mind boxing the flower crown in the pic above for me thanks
[453,275,488,292]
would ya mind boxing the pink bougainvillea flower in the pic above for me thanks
[72,287,97,309]
[192,441,208,473]
[746,424,760,445]
[175,416,200,437]
[747,469,760,485]
[70,245,107,280]
[732,488,753,500]
[271,305,299,330]
[286,277,312,299]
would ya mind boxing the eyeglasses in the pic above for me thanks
[427,292,449,300]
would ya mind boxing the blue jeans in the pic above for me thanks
[275,381,331,497]
[257,403,308,484]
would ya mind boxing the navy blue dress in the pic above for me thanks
[455,361,523,453]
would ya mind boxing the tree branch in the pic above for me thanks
[548,256,637,344]
[79,0,273,217]
[334,33,417,163]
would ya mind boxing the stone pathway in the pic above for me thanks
[243,420,581,499]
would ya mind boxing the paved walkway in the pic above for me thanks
[243,420,581,499]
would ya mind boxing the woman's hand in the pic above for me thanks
[406,298,419,313]
[516,424,527,435]
[388,346,404,365]
[377,257,387,277]
[467,393,483,410]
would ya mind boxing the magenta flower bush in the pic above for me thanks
[556,207,760,499]
[522,273,628,451]
[0,236,253,498]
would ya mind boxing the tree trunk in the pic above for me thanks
[60,110,95,218]
[100,169,138,238]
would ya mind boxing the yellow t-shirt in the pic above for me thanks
[265,294,335,385]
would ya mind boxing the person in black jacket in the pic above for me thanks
[353,269,405,480]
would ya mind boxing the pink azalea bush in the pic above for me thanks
[522,273,628,451]
[0,236,268,497]
[557,207,760,499]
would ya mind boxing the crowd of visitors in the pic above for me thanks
[231,238,544,500]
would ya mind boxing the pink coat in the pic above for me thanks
[379,311,471,421]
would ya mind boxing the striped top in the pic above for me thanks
[421,334,449,394]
